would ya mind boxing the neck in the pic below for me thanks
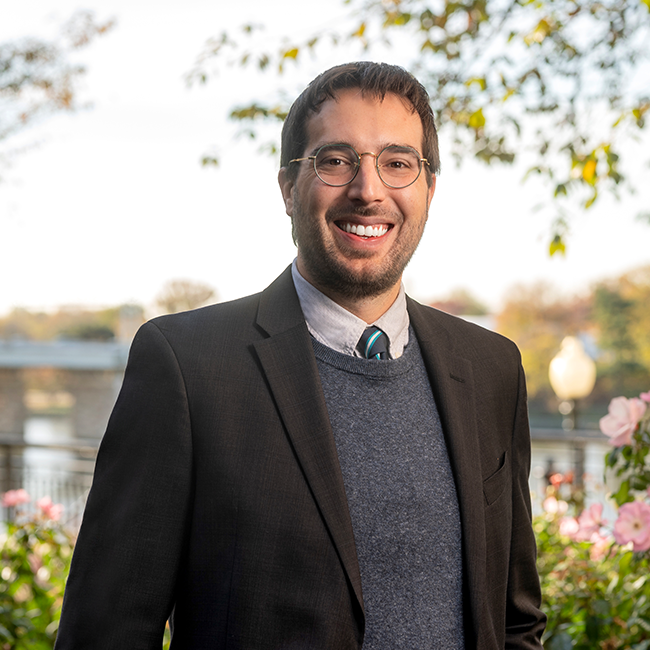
[309,280,400,324]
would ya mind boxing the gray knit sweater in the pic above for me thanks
[312,332,465,649]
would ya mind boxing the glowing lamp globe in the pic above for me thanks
[549,336,597,401]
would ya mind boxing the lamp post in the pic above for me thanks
[549,336,597,488]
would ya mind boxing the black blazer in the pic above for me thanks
[55,267,545,649]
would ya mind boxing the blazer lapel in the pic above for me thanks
[252,268,364,615]
[408,298,488,646]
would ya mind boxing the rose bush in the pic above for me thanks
[538,390,650,649]
[3,390,650,648]
[600,396,648,448]
[1,491,72,649]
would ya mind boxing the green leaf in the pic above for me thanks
[592,599,610,615]
[392,12,412,26]
[586,614,602,642]
[351,23,366,38]
[465,77,487,90]
[524,18,553,45]
[613,480,632,505]
[545,632,573,650]
[605,447,619,467]
[468,107,485,129]
[200,155,219,167]
[549,234,566,257]
[582,158,597,184]
[282,47,299,60]
[618,550,633,576]
[584,191,598,209]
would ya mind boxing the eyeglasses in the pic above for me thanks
[289,143,429,189]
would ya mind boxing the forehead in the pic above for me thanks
[304,89,424,153]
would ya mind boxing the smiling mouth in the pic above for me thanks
[337,222,390,238]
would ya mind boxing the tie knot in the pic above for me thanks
[358,326,389,360]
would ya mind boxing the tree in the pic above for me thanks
[0,305,122,341]
[496,266,650,408]
[429,288,489,315]
[187,0,650,253]
[0,11,114,179]
[155,279,217,314]
[592,265,650,396]
[496,282,593,399]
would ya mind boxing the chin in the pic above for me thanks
[307,257,404,301]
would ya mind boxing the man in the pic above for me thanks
[56,62,546,649]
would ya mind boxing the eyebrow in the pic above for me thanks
[308,142,421,156]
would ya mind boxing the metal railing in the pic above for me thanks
[1,434,99,530]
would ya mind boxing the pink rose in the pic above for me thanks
[640,391,650,403]
[613,501,650,552]
[559,516,580,538]
[574,503,605,542]
[27,553,43,575]
[543,496,568,515]
[599,396,647,446]
[36,496,64,521]
[589,532,613,561]
[1,489,30,507]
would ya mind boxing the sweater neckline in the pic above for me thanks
[310,327,419,379]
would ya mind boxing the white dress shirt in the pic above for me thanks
[291,259,409,359]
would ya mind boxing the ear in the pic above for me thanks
[427,175,436,208]
[278,167,295,216]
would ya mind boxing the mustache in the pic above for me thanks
[326,205,398,221]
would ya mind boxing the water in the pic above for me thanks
[7,416,96,528]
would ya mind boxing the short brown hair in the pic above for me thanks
[280,62,439,186]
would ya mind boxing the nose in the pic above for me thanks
[345,153,387,204]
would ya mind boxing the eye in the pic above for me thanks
[315,146,358,175]
[378,147,420,179]
[385,158,411,169]
[321,155,352,167]
[379,149,417,170]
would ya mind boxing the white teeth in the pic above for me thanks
[341,223,387,238]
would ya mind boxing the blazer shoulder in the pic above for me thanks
[148,292,263,338]
[143,265,300,345]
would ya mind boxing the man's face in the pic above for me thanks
[279,88,435,303]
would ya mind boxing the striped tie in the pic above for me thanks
[359,326,389,360]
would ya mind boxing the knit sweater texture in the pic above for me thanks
[312,332,465,649]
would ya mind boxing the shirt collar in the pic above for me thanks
[291,259,410,359]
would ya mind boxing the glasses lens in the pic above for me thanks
[377,146,422,188]
[314,145,359,186]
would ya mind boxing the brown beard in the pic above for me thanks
[292,193,427,301]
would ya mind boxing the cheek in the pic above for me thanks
[300,184,340,217]
[398,195,429,221]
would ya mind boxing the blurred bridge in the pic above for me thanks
[0,332,611,526]
[0,339,130,441]
[0,339,132,528]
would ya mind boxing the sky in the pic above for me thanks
[2,0,649,319]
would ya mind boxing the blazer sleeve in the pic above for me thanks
[55,321,193,649]
[505,360,547,648]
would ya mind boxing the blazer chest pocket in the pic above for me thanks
[483,451,509,506]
